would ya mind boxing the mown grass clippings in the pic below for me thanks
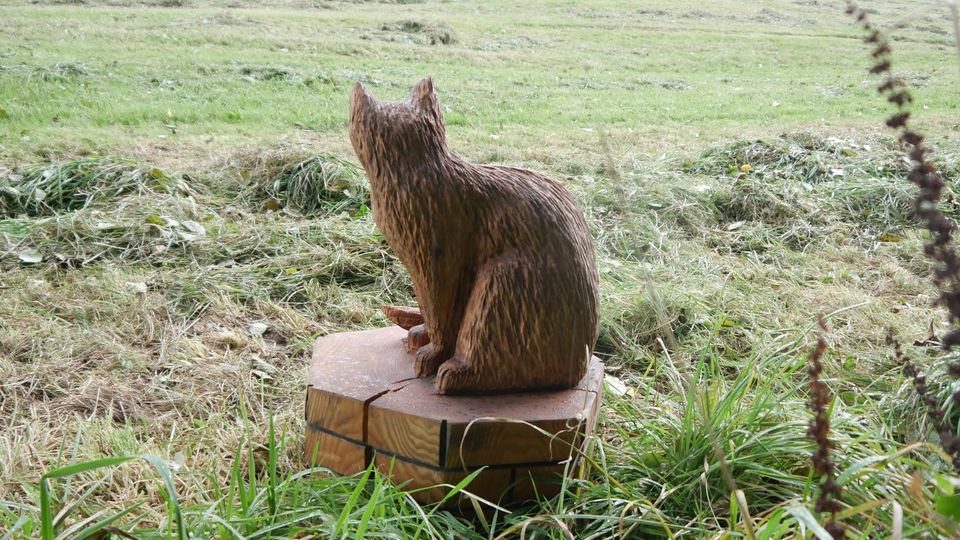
[683,133,907,183]
[238,65,298,83]
[687,135,960,255]
[32,62,90,82]
[385,20,456,45]
[1,191,214,269]
[0,157,172,217]
[708,174,807,227]
[596,281,694,362]
[223,148,370,216]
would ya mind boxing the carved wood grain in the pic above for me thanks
[305,427,366,474]
[381,305,423,330]
[373,453,514,505]
[367,355,604,468]
[349,77,601,394]
[366,407,443,468]
[304,327,605,505]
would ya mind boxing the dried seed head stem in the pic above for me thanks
[846,0,960,475]
[844,1,960,341]
[807,317,845,539]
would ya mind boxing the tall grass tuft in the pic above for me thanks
[12,421,497,538]
[37,454,185,540]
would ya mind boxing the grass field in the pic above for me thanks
[2,0,960,537]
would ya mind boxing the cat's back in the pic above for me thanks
[462,162,591,237]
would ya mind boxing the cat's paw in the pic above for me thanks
[407,324,430,352]
[436,355,471,393]
[413,343,446,378]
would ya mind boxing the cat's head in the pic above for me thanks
[349,77,447,175]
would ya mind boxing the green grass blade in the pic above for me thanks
[785,505,833,540]
[267,414,278,519]
[134,454,186,540]
[333,462,373,539]
[39,455,185,540]
[69,503,143,540]
[353,473,382,540]
[41,456,134,540]
[42,456,134,481]
[1,514,32,540]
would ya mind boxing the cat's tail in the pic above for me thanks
[381,305,423,329]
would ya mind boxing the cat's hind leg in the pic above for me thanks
[436,253,534,394]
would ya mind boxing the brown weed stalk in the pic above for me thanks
[844,1,960,474]
[807,317,845,539]
[886,330,960,471]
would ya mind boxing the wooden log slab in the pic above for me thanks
[304,326,604,506]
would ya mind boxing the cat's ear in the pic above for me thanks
[410,76,441,118]
[351,82,378,114]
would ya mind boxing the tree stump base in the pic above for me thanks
[304,326,604,507]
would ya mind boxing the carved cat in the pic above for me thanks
[349,77,600,394]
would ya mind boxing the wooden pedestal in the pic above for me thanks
[304,326,604,507]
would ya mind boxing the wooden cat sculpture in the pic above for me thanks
[349,77,600,394]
